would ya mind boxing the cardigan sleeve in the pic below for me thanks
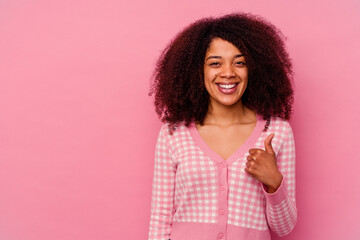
[262,122,297,237]
[148,125,176,240]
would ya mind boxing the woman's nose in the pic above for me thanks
[219,64,235,78]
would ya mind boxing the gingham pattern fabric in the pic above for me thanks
[148,117,297,240]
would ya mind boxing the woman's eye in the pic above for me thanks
[235,61,246,67]
[209,62,220,66]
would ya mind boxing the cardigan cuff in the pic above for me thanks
[262,178,289,205]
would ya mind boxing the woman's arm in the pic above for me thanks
[262,123,297,236]
[148,125,176,240]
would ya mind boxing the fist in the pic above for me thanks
[244,134,283,193]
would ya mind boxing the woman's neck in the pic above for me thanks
[203,100,256,127]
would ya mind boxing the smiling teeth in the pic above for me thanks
[219,84,236,89]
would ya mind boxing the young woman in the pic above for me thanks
[148,13,297,240]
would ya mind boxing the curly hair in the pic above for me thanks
[149,13,294,133]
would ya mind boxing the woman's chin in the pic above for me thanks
[211,98,242,107]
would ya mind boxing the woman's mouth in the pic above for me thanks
[216,83,239,94]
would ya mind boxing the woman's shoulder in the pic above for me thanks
[267,117,293,134]
[158,121,191,137]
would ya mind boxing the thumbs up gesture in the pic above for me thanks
[244,134,283,193]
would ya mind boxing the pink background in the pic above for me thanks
[0,0,359,239]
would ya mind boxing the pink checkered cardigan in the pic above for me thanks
[148,115,297,240]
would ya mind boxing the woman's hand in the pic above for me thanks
[245,134,283,193]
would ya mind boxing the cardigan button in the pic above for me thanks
[219,209,225,215]
[218,233,224,239]
[221,162,227,168]
[220,185,226,191]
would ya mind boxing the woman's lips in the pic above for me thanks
[216,83,239,94]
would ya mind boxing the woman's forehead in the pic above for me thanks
[205,38,243,57]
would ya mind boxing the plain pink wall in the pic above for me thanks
[0,0,359,239]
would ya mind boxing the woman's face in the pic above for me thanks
[203,37,248,108]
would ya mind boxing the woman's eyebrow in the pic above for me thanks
[234,54,244,58]
[205,54,244,61]
[205,56,221,61]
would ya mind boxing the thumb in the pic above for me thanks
[264,133,275,155]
